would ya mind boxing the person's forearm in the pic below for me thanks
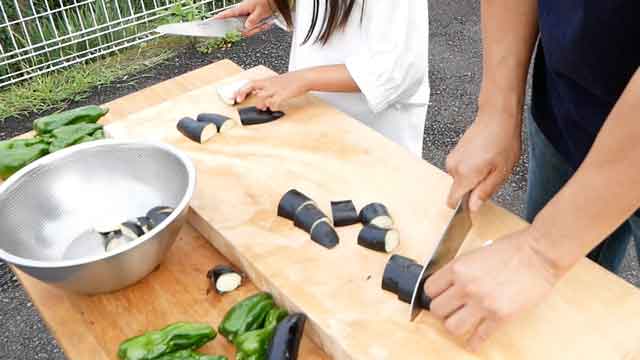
[297,65,360,93]
[530,68,640,273]
[478,0,538,119]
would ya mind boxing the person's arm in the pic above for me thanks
[235,1,428,112]
[531,67,640,271]
[234,65,359,111]
[445,0,539,211]
[424,67,640,352]
[424,0,540,351]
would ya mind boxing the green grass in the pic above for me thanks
[0,40,176,122]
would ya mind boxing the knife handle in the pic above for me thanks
[417,276,433,310]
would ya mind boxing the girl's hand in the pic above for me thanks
[213,0,275,37]
[235,71,311,111]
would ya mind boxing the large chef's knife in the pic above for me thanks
[409,192,472,321]
[155,14,288,38]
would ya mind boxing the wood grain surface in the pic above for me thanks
[106,63,640,359]
[11,60,327,360]
[10,60,640,360]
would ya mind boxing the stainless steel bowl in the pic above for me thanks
[0,140,196,294]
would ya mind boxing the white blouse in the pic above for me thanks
[288,0,429,157]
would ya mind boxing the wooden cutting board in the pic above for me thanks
[10,60,328,360]
[100,61,640,359]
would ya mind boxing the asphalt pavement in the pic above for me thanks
[0,0,638,358]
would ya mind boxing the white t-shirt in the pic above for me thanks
[288,0,429,157]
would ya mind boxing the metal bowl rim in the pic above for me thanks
[0,139,196,269]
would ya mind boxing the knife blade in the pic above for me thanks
[409,192,472,321]
[155,14,287,38]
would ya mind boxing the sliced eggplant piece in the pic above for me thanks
[381,254,418,294]
[381,254,424,303]
[239,106,285,126]
[120,221,144,239]
[197,113,236,133]
[177,117,217,143]
[137,216,154,233]
[94,222,121,235]
[207,265,243,294]
[359,203,393,229]
[147,206,175,228]
[293,204,329,233]
[216,79,250,105]
[357,225,399,253]
[309,221,339,249]
[277,189,315,221]
[105,233,129,252]
[267,313,306,360]
[330,200,359,227]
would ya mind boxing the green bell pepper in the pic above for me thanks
[219,293,274,343]
[264,308,288,330]
[0,138,50,180]
[154,349,227,360]
[48,123,103,153]
[233,307,288,360]
[117,322,217,360]
[34,105,109,134]
[77,128,105,144]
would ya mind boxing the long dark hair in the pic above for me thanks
[272,0,365,45]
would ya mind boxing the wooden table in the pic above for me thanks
[11,60,640,360]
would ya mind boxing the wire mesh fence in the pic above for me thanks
[0,0,239,88]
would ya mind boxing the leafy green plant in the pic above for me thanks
[0,41,174,121]
[162,0,207,23]
[195,30,242,54]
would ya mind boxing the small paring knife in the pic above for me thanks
[409,192,472,321]
[155,14,288,38]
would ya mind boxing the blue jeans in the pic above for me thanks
[525,115,640,275]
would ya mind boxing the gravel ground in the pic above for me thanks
[0,1,638,358]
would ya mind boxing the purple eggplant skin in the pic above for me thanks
[359,202,393,229]
[330,200,359,227]
[309,221,339,249]
[207,265,243,294]
[293,204,328,233]
[381,254,428,305]
[177,117,210,143]
[197,113,229,128]
[277,189,313,221]
[357,225,388,252]
[267,313,306,360]
[239,106,285,126]
[382,254,419,294]
[147,206,175,228]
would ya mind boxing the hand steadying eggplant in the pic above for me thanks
[177,117,217,144]
[267,313,306,360]
[330,200,359,227]
[359,203,394,229]
[358,225,399,253]
[239,106,285,126]
[207,265,243,294]
[217,79,249,105]
[382,255,431,308]
[197,113,236,133]
[277,189,315,221]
